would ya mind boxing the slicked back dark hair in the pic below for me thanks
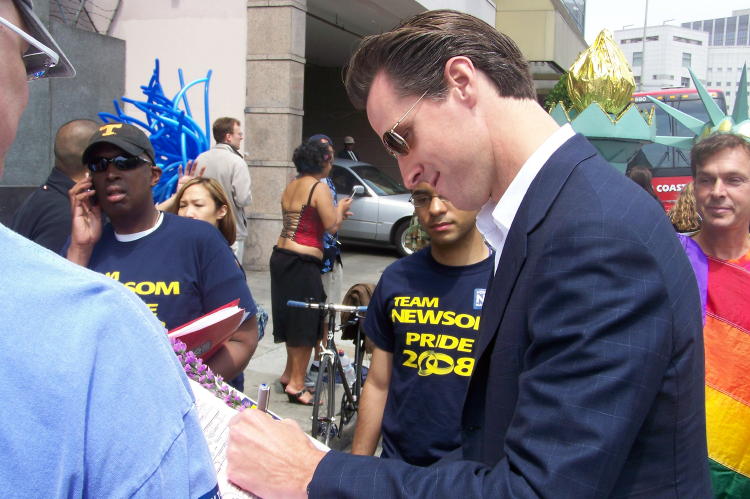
[691,133,750,176]
[344,9,536,110]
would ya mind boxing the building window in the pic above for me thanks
[739,14,749,45]
[717,67,723,72]
[646,35,659,41]
[704,19,714,45]
[728,82,732,86]
[727,91,731,96]
[681,77,690,87]
[726,16,737,45]
[673,36,702,45]
[560,0,585,33]
[708,81,712,86]
[634,75,641,84]
[682,52,692,67]
[633,52,643,67]
[715,18,725,46]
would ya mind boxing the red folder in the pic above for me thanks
[168,299,245,360]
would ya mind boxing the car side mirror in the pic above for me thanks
[351,185,365,197]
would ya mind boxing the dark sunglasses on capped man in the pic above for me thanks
[87,155,151,173]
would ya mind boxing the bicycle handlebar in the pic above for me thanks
[286,300,367,313]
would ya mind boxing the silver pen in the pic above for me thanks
[257,383,270,412]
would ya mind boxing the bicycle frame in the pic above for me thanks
[287,300,367,442]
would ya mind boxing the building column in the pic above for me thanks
[244,0,306,270]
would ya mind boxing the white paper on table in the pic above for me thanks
[188,379,329,498]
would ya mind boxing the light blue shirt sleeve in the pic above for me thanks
[0,226,218,498]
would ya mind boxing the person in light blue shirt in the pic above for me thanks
[0,0,218,495]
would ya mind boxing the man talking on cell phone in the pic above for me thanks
[0,1,220,495]
[66,123,260,389]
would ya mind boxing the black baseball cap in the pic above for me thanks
[82,123,156,164]
[13,0,76,78]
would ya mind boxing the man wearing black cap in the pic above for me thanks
[67,123,260,388]
[1,0,221,496]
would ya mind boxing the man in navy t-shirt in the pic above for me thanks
[66,123,259,385]
[351,182,493,465]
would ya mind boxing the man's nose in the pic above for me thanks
[104,162,120,178]
[428,195,448,215]
[399,160,431,190]
[710,179,727,197]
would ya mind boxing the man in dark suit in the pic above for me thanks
[337,135,358,161]
[12,119,98,252]
[226,10,711,498]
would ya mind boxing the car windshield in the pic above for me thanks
[351,165,408,195]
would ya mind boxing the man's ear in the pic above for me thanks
[444,56,477,107]
[150,165,162,187]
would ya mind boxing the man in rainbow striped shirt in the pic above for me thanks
[679,132,750,498]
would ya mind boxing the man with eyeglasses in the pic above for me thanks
[226,9,710,499]
[0,0,221,496]
[66,123,260,389]
[351,182,492,466]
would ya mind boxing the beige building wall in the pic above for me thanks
[107,0,247,138]
[495,0,586,94]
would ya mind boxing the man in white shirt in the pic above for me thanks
[225,10,710,499]
[195,116,252,263]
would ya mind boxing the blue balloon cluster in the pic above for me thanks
[99,59,213,202]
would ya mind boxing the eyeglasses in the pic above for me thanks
[87,156,151,173]
[382,90,428,157]
[0,15,59,80]
[409,192,447,208]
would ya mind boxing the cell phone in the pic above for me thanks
[87,185,98,205]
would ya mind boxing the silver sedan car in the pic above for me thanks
[331,159,414,256]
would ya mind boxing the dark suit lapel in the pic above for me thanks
[474,134,597,360]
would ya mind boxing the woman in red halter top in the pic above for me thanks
[270,139,353,405]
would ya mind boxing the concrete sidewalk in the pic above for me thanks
[241,245,396,450]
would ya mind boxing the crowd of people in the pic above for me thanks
[2,1,749,497]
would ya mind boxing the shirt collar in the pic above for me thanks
[115,211,164,242]
[477,124,575,268]
[215,142,243,158]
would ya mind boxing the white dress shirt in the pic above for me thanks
[476,124,576,272]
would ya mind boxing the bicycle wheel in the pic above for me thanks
[311,356,337,446]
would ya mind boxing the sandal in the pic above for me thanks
[286,388,315,406]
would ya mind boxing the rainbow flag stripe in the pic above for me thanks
[705,255,750,498]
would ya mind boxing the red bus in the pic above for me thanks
[629,88,727,211]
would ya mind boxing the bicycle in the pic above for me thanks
[286,299,368,446]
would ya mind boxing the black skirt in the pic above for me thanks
[269,246,326,347]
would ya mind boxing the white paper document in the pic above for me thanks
[189,379,329,498]
[189,379,256,498]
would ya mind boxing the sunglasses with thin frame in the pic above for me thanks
[0,15,59,80]
[382,91,428,157]
[87,156,151,173]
